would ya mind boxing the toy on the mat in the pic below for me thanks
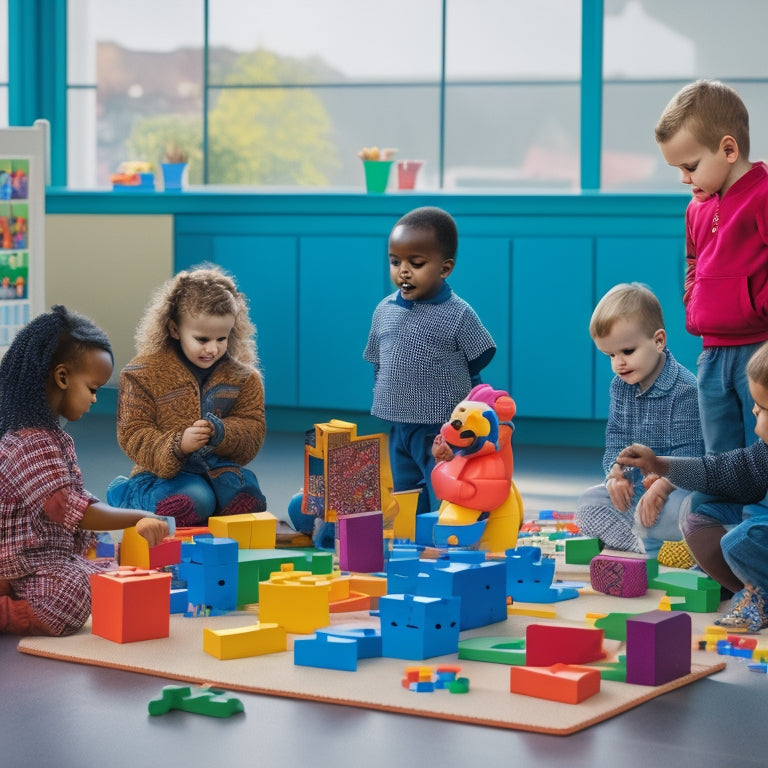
[430,384,524,552]
[148,684,244,717]
[288,420,396,550]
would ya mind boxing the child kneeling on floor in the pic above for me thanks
[575,283,704,557]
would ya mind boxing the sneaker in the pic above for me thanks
[714,585,768,632]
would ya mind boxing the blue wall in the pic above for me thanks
[48,189,695,446]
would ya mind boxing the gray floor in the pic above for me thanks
[2,414,764,768]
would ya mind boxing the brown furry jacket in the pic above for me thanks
[115,347,266,479]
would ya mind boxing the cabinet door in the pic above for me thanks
[448,237,511,395]
[213,235,299,407]
[512,237,594,419]
[299,236,389,410]
[594,236,694,419]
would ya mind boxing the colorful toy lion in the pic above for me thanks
[430,384,523,552]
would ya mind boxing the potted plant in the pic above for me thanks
[160,143,189,192]
[357,146,397,193]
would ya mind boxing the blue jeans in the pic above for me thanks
[106,467,265,521]
[722,517,768,591]
[388,422,441,515]
[697,344,761,454]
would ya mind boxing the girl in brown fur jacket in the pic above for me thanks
[106,266,266,526]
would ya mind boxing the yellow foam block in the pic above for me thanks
[259,579,331,634]
[207,512,278,549]
[203,622,286,660]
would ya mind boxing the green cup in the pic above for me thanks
[362,160,393,193]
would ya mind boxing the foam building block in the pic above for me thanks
[564,536,603,565]
[510,663,601,704]
[148,685,244,718]
[207,512,278,549]
[525,624,606,667]
[379,594,461,660]
[258,576,331,634]
[592,612,639,641]
[178,537,238,612]
[387,552,507,630]
[415,511,440,546]
[90,567,171,643]
[648,571,720,612]
[505,546,579,603]
[203,622,286,660]
[237,549,317,606]
[170,587,189,614]
[316,626,382,659]
[337,510,384,573]
[458,636,527,665]
[625,610,691,685]
[294,633,359,671]
[119,526,181,570]
[590,554,648,597]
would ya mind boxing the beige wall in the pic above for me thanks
[45,214,174,381]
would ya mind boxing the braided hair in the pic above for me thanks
[0,305,112,435]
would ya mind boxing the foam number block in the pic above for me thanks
[590,555,648,597]
[90,567,171,643]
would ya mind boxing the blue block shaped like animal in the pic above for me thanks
[505,546,579,603]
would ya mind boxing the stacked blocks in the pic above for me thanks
[90,567,171,643]
[625,610,691,685]
[203,622,286,660]
[387,552,506,630]
[207,512,278,549]
[590,555,648,597]
[179,537,238,612]
[379,594,461,660]
[649,571,720,612]
[119,525,181,570]
[258,572,332,633]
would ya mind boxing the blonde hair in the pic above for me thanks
[655,79,750,156]
[747,342,768,389]
[590,283,665,340]
[135,264,258,368]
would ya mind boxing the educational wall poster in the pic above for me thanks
[0,121,48,357]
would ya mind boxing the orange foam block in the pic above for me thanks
[510,663,601,704]
[90,567,171,643]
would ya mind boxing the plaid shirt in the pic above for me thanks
[0,427,97,579]
[603,350,704,476]
[364,283,496,424]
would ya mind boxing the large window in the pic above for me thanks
[50,0,768,190]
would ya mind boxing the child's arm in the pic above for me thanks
[81,502,170,547]
[636,476,675,527]
[207,371,266,465]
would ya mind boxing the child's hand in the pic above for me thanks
[135,516,170,547]
[606,474,633,512]
[432,434,454,463]
[616,444,669,478]
[636,486,664,527]
[180,419,214,454]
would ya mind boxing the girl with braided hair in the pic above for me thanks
[106,265,267,526]
[0,305,169,636]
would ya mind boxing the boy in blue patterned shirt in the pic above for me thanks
[576,283,704,556]
[364,207,496,514]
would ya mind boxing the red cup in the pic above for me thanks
[396,160,424,190]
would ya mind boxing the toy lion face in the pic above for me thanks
[439,400,498,451]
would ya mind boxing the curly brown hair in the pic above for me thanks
[134,264,258,368]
